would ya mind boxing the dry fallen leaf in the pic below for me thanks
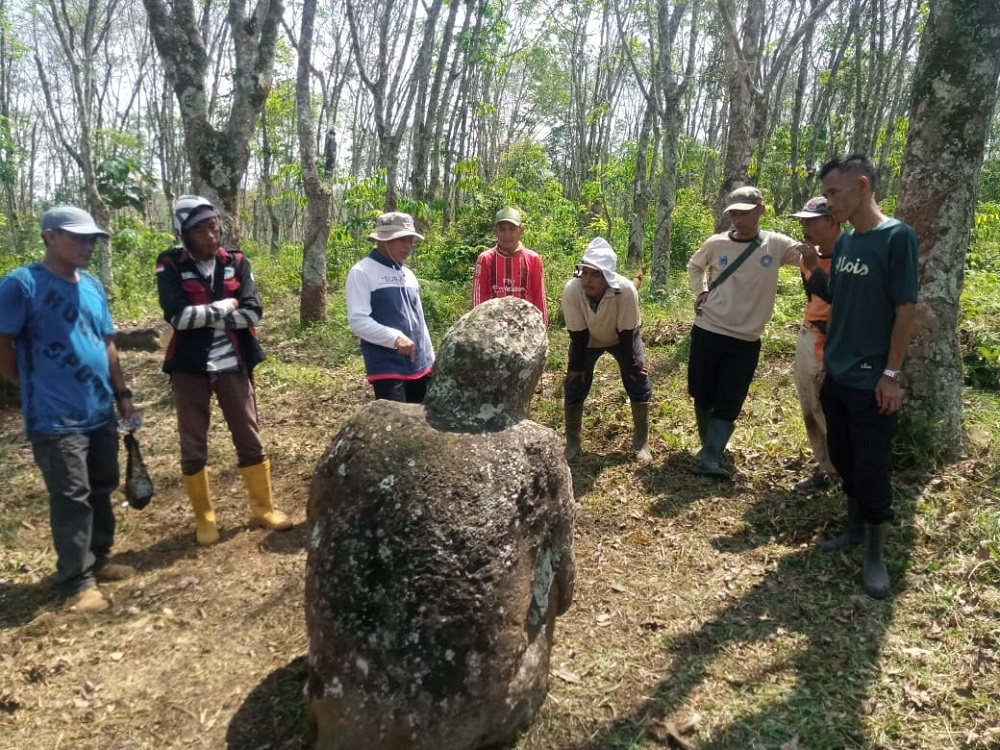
[646,718,696,749]
[552,668,582,684]
[903,681,933,710]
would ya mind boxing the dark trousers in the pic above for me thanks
[687,325,761,422]
[820,376,897,524]
[372,374,431,404]
[564,341,653,406]
[172,371,264,475]
[29,424,120,596]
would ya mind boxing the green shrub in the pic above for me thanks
[960,204,1000,391]
[108,216,173,321]
[244,241,304,303]
[669,189,715,270]
[961,268,1000,391]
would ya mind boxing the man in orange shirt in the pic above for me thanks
[472,207,547,324]
[791,196,841,496]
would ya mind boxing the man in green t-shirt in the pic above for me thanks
[801,154,918,600]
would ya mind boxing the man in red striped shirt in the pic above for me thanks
[472,207,547,324]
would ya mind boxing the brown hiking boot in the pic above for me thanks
[95,563,136,582]
[65,587,110,614]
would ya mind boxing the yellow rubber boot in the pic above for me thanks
[183,468,219,545]
[240,460,292,531]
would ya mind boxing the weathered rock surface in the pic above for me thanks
[423,297,547,432]
[114,324,168,351]
[304,298,575,750]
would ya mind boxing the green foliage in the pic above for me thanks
[107,215,173,321]
[432,142,582,287]
[960,269,1000,391]
[0,115,27,188]
[243,240,304,305]
[413,278,470,336]
[96,155,155,211]
[676,135,717,191]
[669,189,715,269]
[960,203,1000,391]
[340,172,387,238]
[971,202,1000,265]
[497,139,555,193]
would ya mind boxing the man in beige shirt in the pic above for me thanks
[563,238,652,463]
[687,186,806,478]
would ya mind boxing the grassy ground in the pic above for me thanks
[1,293,998,750]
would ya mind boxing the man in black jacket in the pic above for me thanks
[156,195,291,545]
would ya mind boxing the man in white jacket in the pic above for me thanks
[346,212,435,402]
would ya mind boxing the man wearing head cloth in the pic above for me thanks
[156,195,291,547]
[562,237,652,463]
[346,212,435,403]
[0,206,137,613]
[686,186,807,479]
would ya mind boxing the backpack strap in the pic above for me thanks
[708,234,763,291]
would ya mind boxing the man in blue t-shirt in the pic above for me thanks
[802,154,919,600]
[0,207,137,614]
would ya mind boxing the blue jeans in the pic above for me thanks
[29,423,120,595]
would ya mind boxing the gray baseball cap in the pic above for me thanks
[41,206,110,237]
[791,196,833,218]
[724,186,764,212]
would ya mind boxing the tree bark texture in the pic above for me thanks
[296,0,330,325]
[895,0,1000,460]
[141,0,283,248]
[35,0,116,288]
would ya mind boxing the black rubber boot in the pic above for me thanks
[794,472,831,493]
[631,402,652,463]
[564,403,584,459]
[862,522,891,599]
[694,404,712,447]
[692,418,734,479]
[820,496,864,552]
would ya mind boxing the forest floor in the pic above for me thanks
[1,297,999,750]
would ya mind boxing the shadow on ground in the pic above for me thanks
[227,654,309,750]
[572,469,927,749]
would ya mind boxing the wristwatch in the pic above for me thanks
[882,368,900,380]
[113,388,133,402]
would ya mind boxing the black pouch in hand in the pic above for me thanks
[124,432,154,510]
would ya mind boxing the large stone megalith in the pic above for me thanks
[305,297,575,750]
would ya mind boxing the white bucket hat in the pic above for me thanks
[576,237,620,290]
[367,212,425,243]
